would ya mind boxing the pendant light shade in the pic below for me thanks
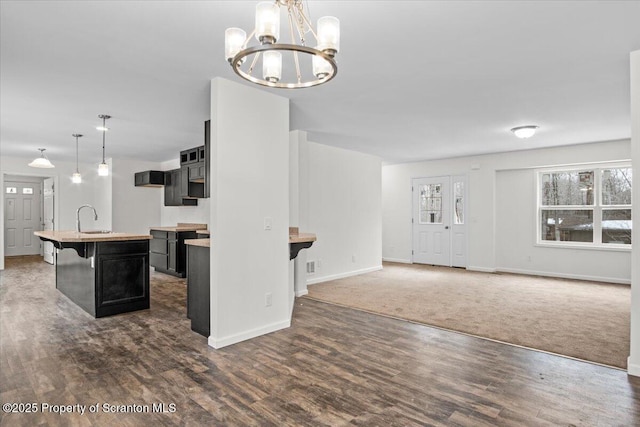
[72,133,83,183]
[97,114,111,176]
[28,148,55,168]
[255,2,279,43]
[98,163,109,176]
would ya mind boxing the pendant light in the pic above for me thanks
[71,134,83,183]
[97,114,111,176]
[28,148,55,168]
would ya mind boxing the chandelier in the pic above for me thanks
[225,1,340,89]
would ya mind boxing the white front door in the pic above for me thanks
[4,181,42,256]
[412,175,468,267]
[43,178,55,264]
[412,176,451,266]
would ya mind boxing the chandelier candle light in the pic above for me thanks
[28,148,55,168]
[72,134,83,183]
[97,114,110,176]
[225,0,340,88]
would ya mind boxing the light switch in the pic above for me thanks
[264,217,272,231]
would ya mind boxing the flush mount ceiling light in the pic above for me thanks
[510,125,539,139]
[225,0,340,89]
[97,114,111,176]
[28,148,55,168]
[72,133,83,183]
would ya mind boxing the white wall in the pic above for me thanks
[159,158,210,227]
[111,157,162,233]
[209,77,289,348]
[382,140,631,282]
[628,49,640,376]
[290,132,382,288]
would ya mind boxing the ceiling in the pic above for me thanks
[2,1,639,166]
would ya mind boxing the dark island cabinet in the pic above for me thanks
[56,240,150,318]
[150,230,196,278]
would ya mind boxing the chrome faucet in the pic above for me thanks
[76,205,98,232]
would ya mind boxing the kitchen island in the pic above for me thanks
[34,230,152,318]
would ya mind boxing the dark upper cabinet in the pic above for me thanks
[204,120,211,198]
[134,170,165,187]
[164,169,197,206]
[179,141,206,197]
[189,163,205,182]
[180,148,199,165]
[155,120,210,199]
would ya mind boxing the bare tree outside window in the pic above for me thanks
[539,166,631,246]
[602,168,632,205]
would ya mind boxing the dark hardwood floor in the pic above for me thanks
[1,255,639,426]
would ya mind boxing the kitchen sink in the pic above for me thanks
[82,230,112,234]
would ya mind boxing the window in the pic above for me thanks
[453,181,464,224]
[419,183,442,224]
[538,165,631,248]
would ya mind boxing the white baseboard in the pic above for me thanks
[295,289,308,297]
[208,319,291,349]
[628,357,640,377]
[307,265,383,285]
[496,267,630,285]
[382,257,411,264]
[467,266,496,273]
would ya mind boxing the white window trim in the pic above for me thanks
[536,162,632,251]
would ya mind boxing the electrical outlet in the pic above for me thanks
[265,292,272,307]
[264,217,272,231]
[352,254,356,263]
[317,259,322,268]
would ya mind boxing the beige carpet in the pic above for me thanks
[305,262,630,369]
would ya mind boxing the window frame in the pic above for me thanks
[536,162,632,251]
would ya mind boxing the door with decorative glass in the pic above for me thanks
[412,175,467,267]
[4,181,42,256]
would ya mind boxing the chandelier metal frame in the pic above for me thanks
[226,0,339,89]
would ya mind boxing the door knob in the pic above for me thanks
[445,226,450,229]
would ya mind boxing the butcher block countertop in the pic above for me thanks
[289,227,316,243]
[185,238,210,248]
[34,230,152,243]
[289,233,316,243]
[149,223,208,232]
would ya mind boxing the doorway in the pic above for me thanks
[412,175,467,267]
[4,179,43,256]
[43,178,55,264]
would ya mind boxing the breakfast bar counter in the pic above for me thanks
[35,230,152,318]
